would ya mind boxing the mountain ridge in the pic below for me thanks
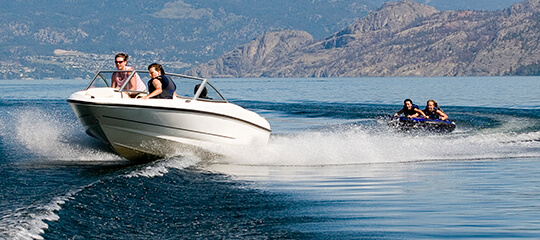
[0,0,530,79]
[187,0,540,77]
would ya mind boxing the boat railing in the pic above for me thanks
[86,70,227,102]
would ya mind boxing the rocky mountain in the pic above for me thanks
[186,30,315,78]
[0,0,527,79]
[0,0,384,79]
[415,0,524,11]
[187,0,540,77]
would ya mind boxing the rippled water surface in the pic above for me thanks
[0,76,539,239]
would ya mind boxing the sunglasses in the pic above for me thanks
[115,60,125,64]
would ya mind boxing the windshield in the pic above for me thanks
[86,70,227,102]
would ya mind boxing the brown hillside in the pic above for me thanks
[187,0,540,77]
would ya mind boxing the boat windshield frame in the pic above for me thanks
[85,70,228,102]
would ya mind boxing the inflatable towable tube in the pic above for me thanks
[388,116,456,133]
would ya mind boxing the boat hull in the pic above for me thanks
[68,88,271,161]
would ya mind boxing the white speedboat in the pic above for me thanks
[67,70,271,161]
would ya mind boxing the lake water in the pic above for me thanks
[0,76,539,239]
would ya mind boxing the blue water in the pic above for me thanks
[1,76,539,239]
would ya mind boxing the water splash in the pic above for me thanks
[4,103,539,168]
[125,155,201,178]
[215,122,540,167]
[6,106,121,162]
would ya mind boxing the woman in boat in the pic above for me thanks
[422,99,448,120]
[111,53,146,93]
[394,99,427,118]
[142,63,177,99]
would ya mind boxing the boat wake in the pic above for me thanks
[124,155,201,178]
[211,122,540,167]
[0,156,200,240]
[0,187,83,240]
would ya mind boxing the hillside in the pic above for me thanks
[0,0,526,79]
[0,0,384,79]
[188,0,540,77]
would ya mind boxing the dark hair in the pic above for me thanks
[148,63,165,75]
[115,53,129,61]
[404,99,413,104]
[194,84,208,98]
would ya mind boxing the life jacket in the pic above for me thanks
[423,107,440,119]
[148,75,176,99]
[402,104,419,116]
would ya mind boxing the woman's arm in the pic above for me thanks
[408,113,419,118]
[128,73,139,91]
[437,110,448,120]
[142,79,162,100]
[416,109,427,118]
[111,74,117,88]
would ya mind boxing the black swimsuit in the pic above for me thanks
[148,75,177,99]
[401,104,419,116]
